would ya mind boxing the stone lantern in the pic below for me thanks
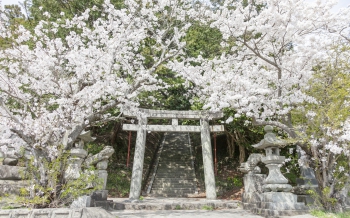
[252,125,292,192]
[248,125,308,217]
[69,131,115,208]
[64,131,92,181]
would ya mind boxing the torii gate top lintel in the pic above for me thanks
[122,108,224,133]
[123,108,223,120]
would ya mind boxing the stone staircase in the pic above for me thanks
[148,132,197,197]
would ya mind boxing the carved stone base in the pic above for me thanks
[70,195,92,208]
[263,183,292,192]
[91,190,108,201]
[251,192,309,218]
[242,174,266,210]
[242,192,262,210]
[70,190,111,209]
[244,174,266,193]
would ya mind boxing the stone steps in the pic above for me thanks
[151,187,196,192]
[156,169,193,172]
[154,175,194,178]
[156,169,194,172]
[252,208,310,217]
[157,167,193,170]
[155,174,195,178]
[161,148,190,151]
[156,169,194,174]
[107,198,240,211]
[152,179,196,184]
[149,193,193,198]
[158,163,192,166]
[155,175,195,179]
[148,133,196,197]
[159,157,192,161]
[152,184,195,188]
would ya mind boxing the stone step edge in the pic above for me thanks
[106,200,240,211]
[0,207,115,218]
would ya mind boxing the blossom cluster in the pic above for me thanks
[0,0,193,157]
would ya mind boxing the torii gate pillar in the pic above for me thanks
[200,118,217,199]
[123,108,224,200]
[129,118,147,199]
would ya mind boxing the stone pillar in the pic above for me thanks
[96,160,108,190]
[200,118,216,200]
[129,118,147,200]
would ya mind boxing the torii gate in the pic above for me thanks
[122,108,224,200]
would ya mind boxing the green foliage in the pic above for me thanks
[107,169,131,197]
[280,146,300,186]
[184,23,223,59]
[174,205,182,210]
[4,4,25,20]
[15,146,102,208]
[227,176,243,188]
[1,205,17,209]
[202,205,214,210]
[306,188,340,211]
[311,210,350,218]
[85,142,105,156]
[221,108,265,162]
[29,0,124,23]
[138,68,192,110]
[291,43,350,211]
[0,4,28,49]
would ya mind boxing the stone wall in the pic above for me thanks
[0,208,115,218]
[0,165,28,196]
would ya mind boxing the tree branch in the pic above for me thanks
[251,117,297,138]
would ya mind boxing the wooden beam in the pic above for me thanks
[123,108,223,120]
[122,124,224,132]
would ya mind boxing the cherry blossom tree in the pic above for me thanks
[169,0,350,210]
[172,0,344,131]
[0,0,192,202]
[298,39,350,211]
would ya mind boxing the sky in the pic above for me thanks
[1,0,350,13]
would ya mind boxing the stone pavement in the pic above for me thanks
[0,197,317,218]
[111,209,317,218]
[108,197,316,218]
[107,197,239,210]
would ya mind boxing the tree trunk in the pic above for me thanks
[233,131,246,163]
[226,132,235,158]
[110,122,120,147]
[32,149,48,187]
[239,144,245,163]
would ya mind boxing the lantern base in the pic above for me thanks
[263,183,292,192]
